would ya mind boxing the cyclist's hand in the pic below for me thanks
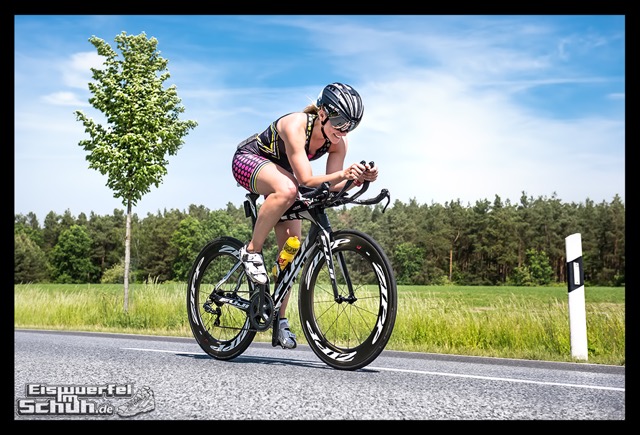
[344,162,367,181]
[362,162,378,183]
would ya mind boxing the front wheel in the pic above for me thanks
[298,230,397,370]
[187,236,257,360]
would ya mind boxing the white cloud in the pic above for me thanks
[42,91,89,107]
[62,51,103,89]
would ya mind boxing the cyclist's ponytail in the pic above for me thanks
[302,104,319,114]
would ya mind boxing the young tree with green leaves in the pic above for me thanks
[74,31,198,311]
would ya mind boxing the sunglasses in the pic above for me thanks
[325,109,357,133]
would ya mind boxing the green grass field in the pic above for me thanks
[14,283,625,366]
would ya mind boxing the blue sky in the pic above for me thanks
[14,15,625,221]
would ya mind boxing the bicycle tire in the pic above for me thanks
[187,236,256,360]
[298,229,397,370]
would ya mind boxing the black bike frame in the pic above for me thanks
[243,192,349,314]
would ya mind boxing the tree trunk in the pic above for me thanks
[123,202,132,312]
[449,249,453,282]
[449,231,460,283]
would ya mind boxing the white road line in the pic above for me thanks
[122,347,625,392]
[368,366,625,391]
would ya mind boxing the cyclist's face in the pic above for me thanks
[322,109,349,140]
[329,122,349,137]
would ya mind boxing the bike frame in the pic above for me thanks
[243,191,347,315]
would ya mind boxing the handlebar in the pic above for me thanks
[298,160,391,213]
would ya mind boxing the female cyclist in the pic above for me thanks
[231,82,379,348]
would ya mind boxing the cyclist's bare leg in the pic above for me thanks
[274,220,302,317]
[246,163,298,253]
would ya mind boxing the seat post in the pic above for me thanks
[244,193,260,230]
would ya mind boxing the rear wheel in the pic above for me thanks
[298,230,397,370]
[187,237,256,360]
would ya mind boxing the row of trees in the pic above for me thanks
[14,192,625,287]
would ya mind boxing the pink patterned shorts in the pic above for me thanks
[232,150,271,194]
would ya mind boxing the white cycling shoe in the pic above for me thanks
[239,245,269,285]
[277,318,297,349]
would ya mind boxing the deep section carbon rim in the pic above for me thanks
[187,237,256,360]
[299,230,397,370]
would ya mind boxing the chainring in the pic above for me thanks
[248,292,274,331]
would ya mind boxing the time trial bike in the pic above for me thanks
[187,162,397,370]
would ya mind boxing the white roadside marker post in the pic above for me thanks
[565,233,588,361]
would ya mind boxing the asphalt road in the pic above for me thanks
[14,329,625,421]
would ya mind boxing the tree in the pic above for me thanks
[74,31,198,311]
[134,208,186,283]
[171,209,239,281]
[49,225,97,283]
[14,231,49,283]
[526,248,553,286]
[15,213,44,247]
[42,211,64,252]
[393,242,425,285]
[86,210,126,281]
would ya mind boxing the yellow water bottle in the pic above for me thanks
[272,236,301,279]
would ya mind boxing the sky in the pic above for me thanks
[14,14,626,222]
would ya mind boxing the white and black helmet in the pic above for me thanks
[316,83,364,133]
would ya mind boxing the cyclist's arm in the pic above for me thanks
[324,141,351,191]
[279,114,350,188]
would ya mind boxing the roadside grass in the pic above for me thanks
[14,283,625,366]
